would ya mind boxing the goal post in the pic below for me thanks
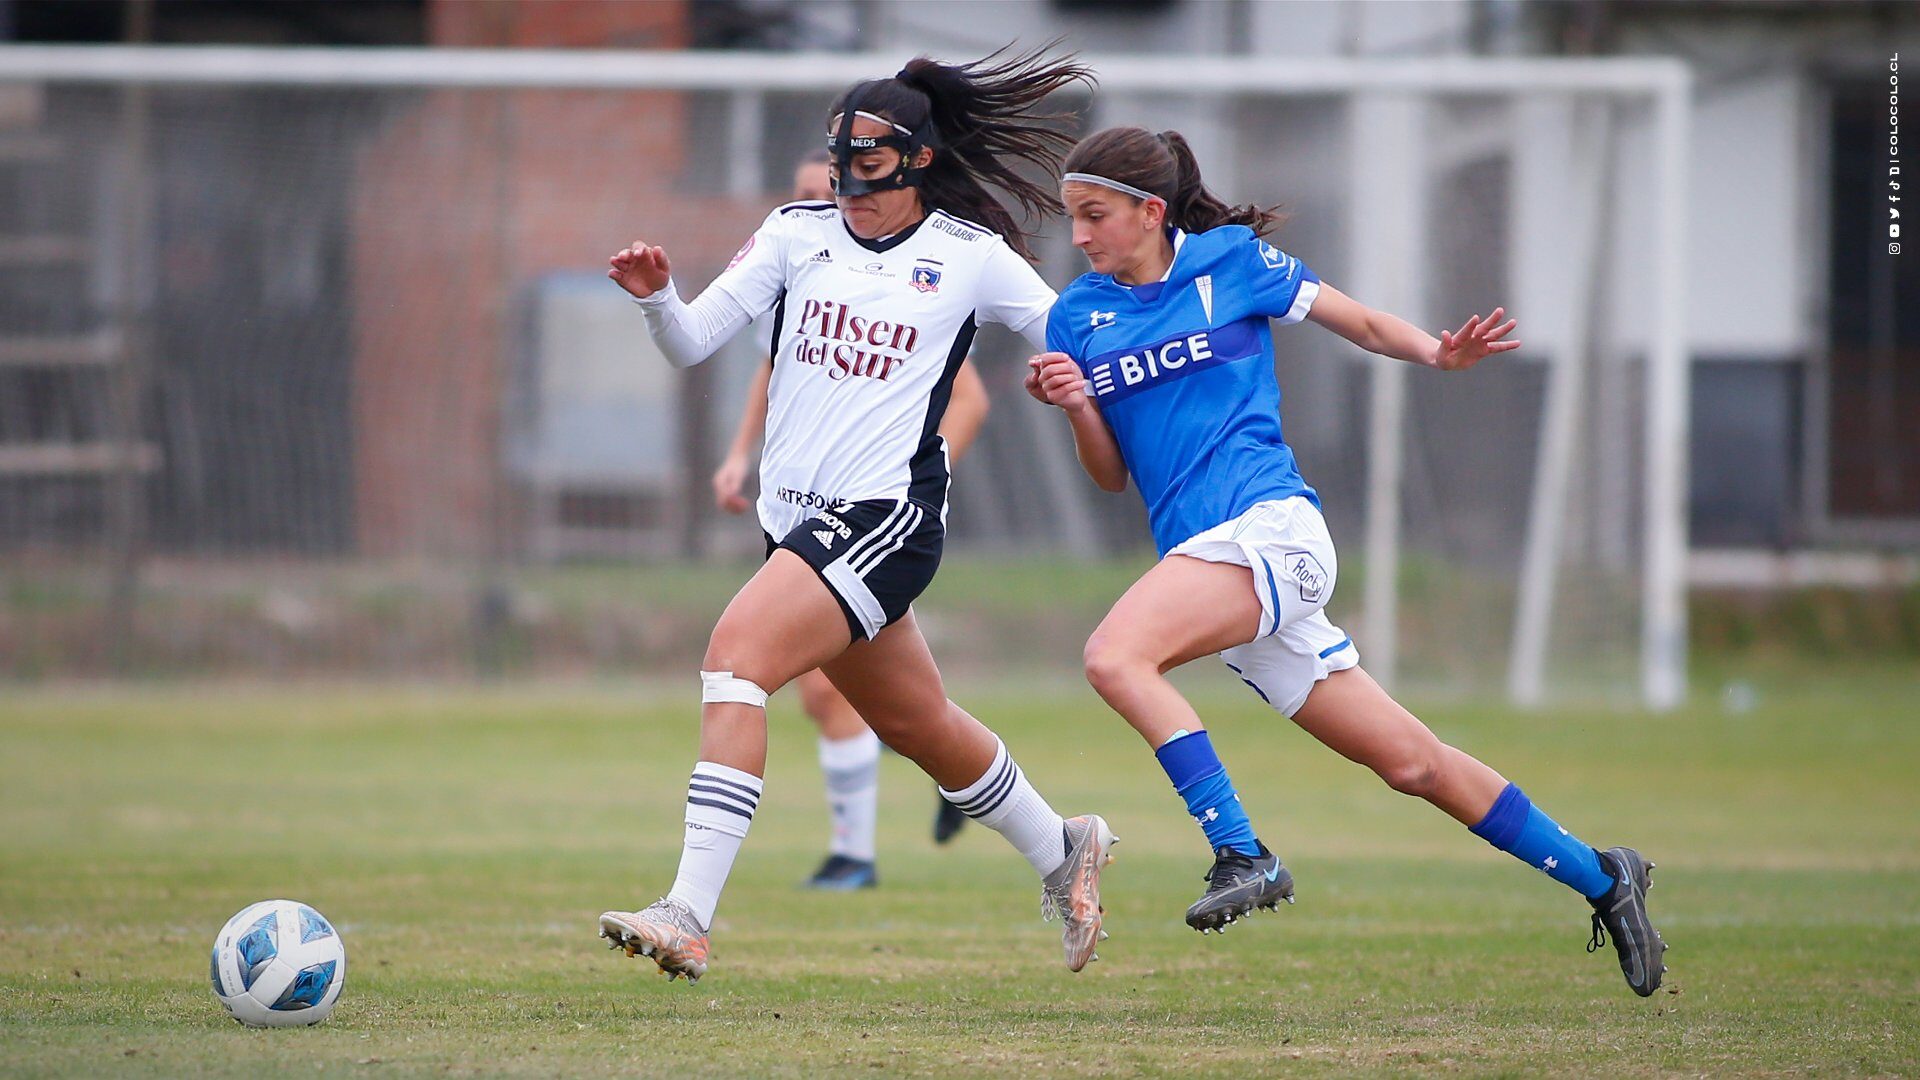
[0,46,1690,707]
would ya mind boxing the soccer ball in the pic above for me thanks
[209,899,347,1028]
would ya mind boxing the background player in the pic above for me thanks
[711,149,984,888]
[1027,126,1667,996]
[600,49,1115,983]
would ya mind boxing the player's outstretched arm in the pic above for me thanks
[607,238,755,369]
[938,359,991,464]
[1026,353,1128,493]
[713,362,772,515]
[1306,283,1520,372]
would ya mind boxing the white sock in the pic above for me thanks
[666,760,763,931]
[818,730,881,863]
[938,738,1067,878]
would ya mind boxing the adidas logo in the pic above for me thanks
[808,248,832,264]
[812,529,836,549]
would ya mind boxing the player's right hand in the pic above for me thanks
[1027,353,1090,414]
[711,452,751,515]
[608,240,672,299]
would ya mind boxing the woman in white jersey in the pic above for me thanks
[710,149,989,888]
[599,48,1116,983]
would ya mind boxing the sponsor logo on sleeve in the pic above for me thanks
[726,234,756,270]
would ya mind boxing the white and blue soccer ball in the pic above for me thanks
[209,899,347,1028]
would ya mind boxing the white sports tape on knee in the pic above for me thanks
[700,670,768,708]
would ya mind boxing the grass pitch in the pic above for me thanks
[2,665,1916,1077]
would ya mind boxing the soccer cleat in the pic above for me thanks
[1185,842,1294,932]
[1587,846,1667,997]
[933,794,968,845]
[1040,814,1118,972]
[805,854,878,890]
[599,898,710,983]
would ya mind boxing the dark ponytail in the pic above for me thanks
[1062,126,1283,237]
[830,43,1093,259]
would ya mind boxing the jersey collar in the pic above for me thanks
[1114,227,1186,302]
[841,211,926,254]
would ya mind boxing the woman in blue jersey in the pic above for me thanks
[1026,126,1667,997]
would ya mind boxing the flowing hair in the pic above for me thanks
[1062,126,1283,237]
[829,43,1094,259]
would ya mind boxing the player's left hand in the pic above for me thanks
[1434,307,1520,372]
[1027,353,1091,414]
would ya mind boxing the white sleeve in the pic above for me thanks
[975,238,1056,350]
[706,208,793,317]
[631,280,754,369]
[629,208,791,368]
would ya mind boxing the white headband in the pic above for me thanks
[1062,172,1163,204]
[829,110,912,136]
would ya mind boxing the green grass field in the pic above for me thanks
[3,665,1917,1077]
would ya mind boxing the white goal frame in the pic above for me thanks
[0,46,1692,710]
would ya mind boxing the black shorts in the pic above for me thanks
[764,498,945,641]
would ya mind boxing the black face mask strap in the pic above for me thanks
[828,82,931,196]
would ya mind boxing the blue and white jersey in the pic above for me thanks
[1046,225,1321,555]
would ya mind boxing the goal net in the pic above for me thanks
[0,48,1688,706]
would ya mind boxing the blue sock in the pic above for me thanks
[1155,730,1261,857]
[1469,783,1615,899]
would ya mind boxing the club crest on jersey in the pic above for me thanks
[1196,275,1214,324]
[726,235,756,269]
[1089,310,1117,330]
[910,259,943,294]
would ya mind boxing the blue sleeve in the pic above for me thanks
[1045,297,1081,361]
[1233,228,1321,325]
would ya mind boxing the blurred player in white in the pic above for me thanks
[600,48,1115,983]
[711,150,986,889]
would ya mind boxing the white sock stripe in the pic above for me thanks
[949,756,1016,814]
[939,740,1009,799]
[960,763,1022,819]
[823,776,875,798]
[842,501,911,570]
[851,502,921,575]
[687,782,759,811]
[683,768,756,795]
[687,787,752,810]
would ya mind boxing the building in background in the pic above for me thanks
[1,0,1913,576]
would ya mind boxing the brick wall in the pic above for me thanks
[352,0,771,556]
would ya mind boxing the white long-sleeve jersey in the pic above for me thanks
[634,202,1055,541]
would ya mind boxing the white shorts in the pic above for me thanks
[1165,497,1359,716]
